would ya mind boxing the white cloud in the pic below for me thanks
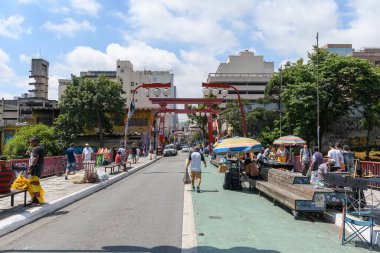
[19,54,31,64]
[0,15,25,39]
[70,0,102,16]
[126,0,256,54]
[251,0,339,56]
[49,42,219,101]
[0,49,14,79]
[41,18,96,37]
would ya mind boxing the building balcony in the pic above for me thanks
[207,73,273,83]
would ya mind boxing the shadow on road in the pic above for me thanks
[0,245,282,253]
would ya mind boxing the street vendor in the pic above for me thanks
[276,145,288,163]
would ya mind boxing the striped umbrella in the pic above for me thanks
[213,137,262,154]
[273,135,306,146]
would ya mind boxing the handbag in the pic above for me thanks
[183,168,191,184]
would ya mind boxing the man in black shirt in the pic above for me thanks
[28,137,44,178]
[131,143,137,164]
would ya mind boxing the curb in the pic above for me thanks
[0,157,162,238]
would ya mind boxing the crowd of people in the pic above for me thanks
[217,142,356,186]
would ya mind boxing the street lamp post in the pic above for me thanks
[316,33,320,151]
[202,82,247,137]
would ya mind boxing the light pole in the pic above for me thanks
[202,82,247,137]
[316,33,320,151]
[279,65,283,137]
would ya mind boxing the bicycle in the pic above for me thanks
[54,159,66,176]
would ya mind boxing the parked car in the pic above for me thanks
[163,144,177,156]
[182,145,190,153]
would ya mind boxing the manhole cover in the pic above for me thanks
[208,216,222,219]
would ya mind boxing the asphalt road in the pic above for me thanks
[0,153,187,253]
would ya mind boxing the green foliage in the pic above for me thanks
[187,104,208,138]
[55,75,126,146]
[264,48,380,147]
[218,99,249,137]
[3,124,63,158]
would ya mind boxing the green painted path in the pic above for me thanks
[191,160,370,253]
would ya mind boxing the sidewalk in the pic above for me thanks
[188,157,375,253]
[0,156,161,237]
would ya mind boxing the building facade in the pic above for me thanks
[322,44,354,56]
[207,50,274,106]
[353,48,380,66]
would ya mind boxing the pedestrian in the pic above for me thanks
[300,144,311,176]
[131,143,137,164]
[82,143,93,162]
[263,145,271,158]
[269,146,277,160]
[342,145,355,174]
[27,137,45,204]
[309,146,324,184]
[136,146,141,162]
[327,143,344,172]
[65,143,78,180]
[318,159,335,182]
[118,144,126,162]
[115,151,122,164]
[185,146,207,193]
[111,144,117,163]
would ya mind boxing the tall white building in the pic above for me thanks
[207,50,274,106]
[116,60,178,130]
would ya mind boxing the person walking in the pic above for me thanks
[131,143,137,164]
[65,143,78,180]
[309,147,324,184]
[82,143,93,162]
[327,143,344,171]
[118,145,126,162]
[185,146,207,193]
[27,137,45,204]
[300,144,311,176]
[342,145,355,174]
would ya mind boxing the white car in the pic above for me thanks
[163,144,177,156]
[182,145,190,153]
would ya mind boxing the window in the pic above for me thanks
[131,82,134,87]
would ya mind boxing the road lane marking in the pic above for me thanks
[181,183,198,253]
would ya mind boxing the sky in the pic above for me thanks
[1,0,380,104]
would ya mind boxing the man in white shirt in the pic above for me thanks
[82,143,93,162]
[327,143,343,171]
[186,146,207,193]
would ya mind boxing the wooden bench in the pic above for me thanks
[104,161,132,174]
[252,168,348,218]
[0,189,27,207]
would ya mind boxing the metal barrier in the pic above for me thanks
[8,155,84,178]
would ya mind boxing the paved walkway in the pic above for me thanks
[0,156,158,236]
[191,158,374,253]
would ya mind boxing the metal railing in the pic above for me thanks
[208,73,273,78]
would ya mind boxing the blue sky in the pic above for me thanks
[0,0,379,102]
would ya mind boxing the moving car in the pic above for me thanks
[163,144,177,156]
[182,145,190,153]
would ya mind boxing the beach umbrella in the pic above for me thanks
[213,137,262,154]
[273,135,306,146]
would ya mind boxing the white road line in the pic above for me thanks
[181,183,198,253]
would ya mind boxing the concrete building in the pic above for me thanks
[207,50,274,106]
[353,48,380,66]
[0,59,58,154]
[322,44,354,56]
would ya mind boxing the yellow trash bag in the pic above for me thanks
[27,176,45,204]
[11,175,29,190]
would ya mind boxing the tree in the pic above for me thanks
[218,99,249,137]
[245,107,280,144]
[351,64,380,159]
[4,124,63,158]
[187,105,208,143]
[55,75,126,147]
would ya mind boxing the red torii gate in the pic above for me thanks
[149,98,224,153]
